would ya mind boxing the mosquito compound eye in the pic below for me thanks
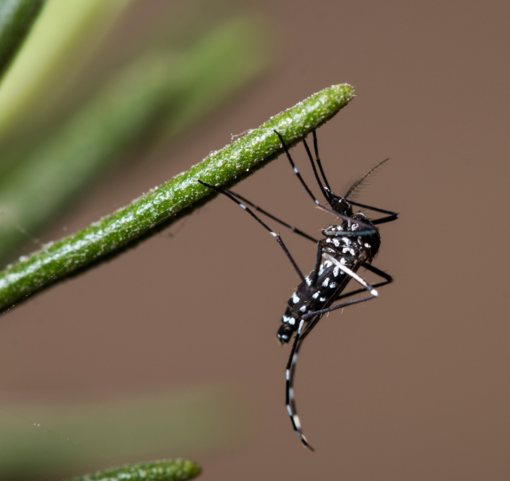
[337,198,352,214]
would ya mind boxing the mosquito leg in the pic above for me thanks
[322,253,378,296]
[371,214,399,225]
[274,130,321,206]
[363,263,393,283]
[285,264,391,451]
[228,191,318,243]
[313,131,333,195]
[302,136,330,202]
[333,263,393,302]
[287,313,324,437]
[198,180,305,283]
[348,200,398,225]
[286,319,315,451]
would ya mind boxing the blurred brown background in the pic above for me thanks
[1,0,509,480]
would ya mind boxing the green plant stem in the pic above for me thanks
[0,18,269,262]
[0,84,355,311]
[67,459,201,481]
[0,0,44,79]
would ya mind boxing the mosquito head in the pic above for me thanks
[328,195,353,217]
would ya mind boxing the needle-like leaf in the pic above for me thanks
[0,84,355,311]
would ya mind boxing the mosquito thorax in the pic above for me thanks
[322,224,345,236]
[320,213,381,261]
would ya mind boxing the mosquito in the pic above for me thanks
[198,129,398,450]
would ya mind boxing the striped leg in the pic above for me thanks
[328,263,394,304]
[198,180,305,283]
[285,260,388,450]
[286,319,315,451]
[322,254,378,296]
[228,191,318,243]
[286,297,378,451]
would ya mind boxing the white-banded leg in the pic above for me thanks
[228,191,318,243]
[331,263,393,303]
[286,318,315,451]
[198,180,305,283]
[285,286,379,451]
[283,243,324,449]
[285,256,389,450]
[285,281,383,451]
[322,254,378,296]
[274,130,321,207]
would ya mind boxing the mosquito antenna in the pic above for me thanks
[344,158,390,199]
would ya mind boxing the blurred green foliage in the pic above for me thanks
[0,1,270,480]
[0,0,132,139]
[0,18,269,263]
[1,388,244,478]
[0,0,44,79]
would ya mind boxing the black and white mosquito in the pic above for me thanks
[198,130,398,451]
